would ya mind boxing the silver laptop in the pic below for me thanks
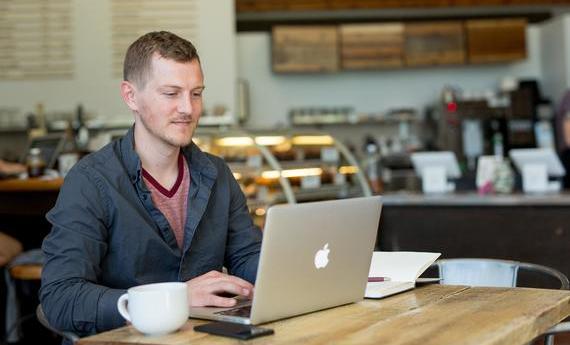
[189,196,382,325]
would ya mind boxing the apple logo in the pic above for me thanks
[314,243,330,269]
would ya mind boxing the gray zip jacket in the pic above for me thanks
[40,127,261,337]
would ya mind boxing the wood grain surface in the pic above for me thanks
[78,285,570,345]
[404,21,465,66]
[9,264,42,280]
[340,23,404,70]
[0,177,63,192]
[466,18,527,64]
[272,25,339,73]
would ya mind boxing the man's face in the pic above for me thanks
[128,54,204,148]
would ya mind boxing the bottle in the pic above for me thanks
[75,104,89,151]
[491,120,504,158]
[27,148,46,178]
[58,120,80,177]
[493,158,515,194]
[28,102,47,138]
[363,136,383,194]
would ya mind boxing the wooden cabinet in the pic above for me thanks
[340,23,404,70]
[404,21,465,66]
[270,18,527,73]
[466,19,527,63]
[272,26,339,73]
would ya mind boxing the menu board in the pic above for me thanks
[111,0,199,77]
[0,0,73,80]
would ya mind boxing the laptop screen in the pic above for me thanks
[22,135,65,169]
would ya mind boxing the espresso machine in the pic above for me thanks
[434,81,552,171]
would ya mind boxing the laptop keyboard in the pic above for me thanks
[215,305,252,318]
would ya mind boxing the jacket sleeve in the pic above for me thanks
[222,163,262,283]
[40,165,126,336]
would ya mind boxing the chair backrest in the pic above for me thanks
[433,258,570,290]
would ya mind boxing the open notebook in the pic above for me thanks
[365,251,441,299]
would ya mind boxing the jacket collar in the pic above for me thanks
[119,125,218,184]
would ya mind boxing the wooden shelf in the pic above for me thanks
[0,127,27,134]
[291,116,420,126]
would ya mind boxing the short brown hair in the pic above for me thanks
[123,31,200,88]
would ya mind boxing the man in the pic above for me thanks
[40,31,262,337]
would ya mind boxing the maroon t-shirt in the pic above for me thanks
[142,153,190,249]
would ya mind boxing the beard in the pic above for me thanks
[137,112,197,148]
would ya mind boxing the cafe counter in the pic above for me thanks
[382,192,570,206]
[378,192,570,288]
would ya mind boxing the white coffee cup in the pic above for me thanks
[117,282,189,335]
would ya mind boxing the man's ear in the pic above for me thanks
[120,81,139,112]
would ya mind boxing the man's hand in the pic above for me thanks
[186,270,254,308]
[0,160,25,176]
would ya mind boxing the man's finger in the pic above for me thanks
[199,294,238,308]
[198,274,253,293]
[207,281,251,297]
[217,275,254,290]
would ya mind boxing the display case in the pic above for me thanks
[193,129,372,228]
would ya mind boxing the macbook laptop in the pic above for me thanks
[189,196,382,325]
[21,133,66,169]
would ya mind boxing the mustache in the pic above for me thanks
[171,116,193,122]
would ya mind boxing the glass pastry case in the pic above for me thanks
[193,128,372,229]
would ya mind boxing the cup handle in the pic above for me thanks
[117,293,131,322]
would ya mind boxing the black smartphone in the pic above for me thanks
[194,321,274,340]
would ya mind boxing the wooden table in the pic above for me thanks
[0,177,63,216]
[0,177,63,192]
[78,285,570,345]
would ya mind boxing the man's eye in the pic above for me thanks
[164,92,177,97]
[192,92,202,98]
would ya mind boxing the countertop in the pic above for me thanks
[381,192,570,206]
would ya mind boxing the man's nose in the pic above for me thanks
[177,94,192,114]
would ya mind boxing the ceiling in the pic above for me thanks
[236,0,570,31]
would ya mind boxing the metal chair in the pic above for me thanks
[36,305,79,344]
[431,258,570,345]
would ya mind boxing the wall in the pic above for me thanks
[237,26,543,129]
[0,0,236,126]
[540,15,570,106]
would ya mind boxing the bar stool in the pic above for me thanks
[5,249,57,344]
[9,264,42,281]
[0,232,22,342]
[6,264,43,343]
